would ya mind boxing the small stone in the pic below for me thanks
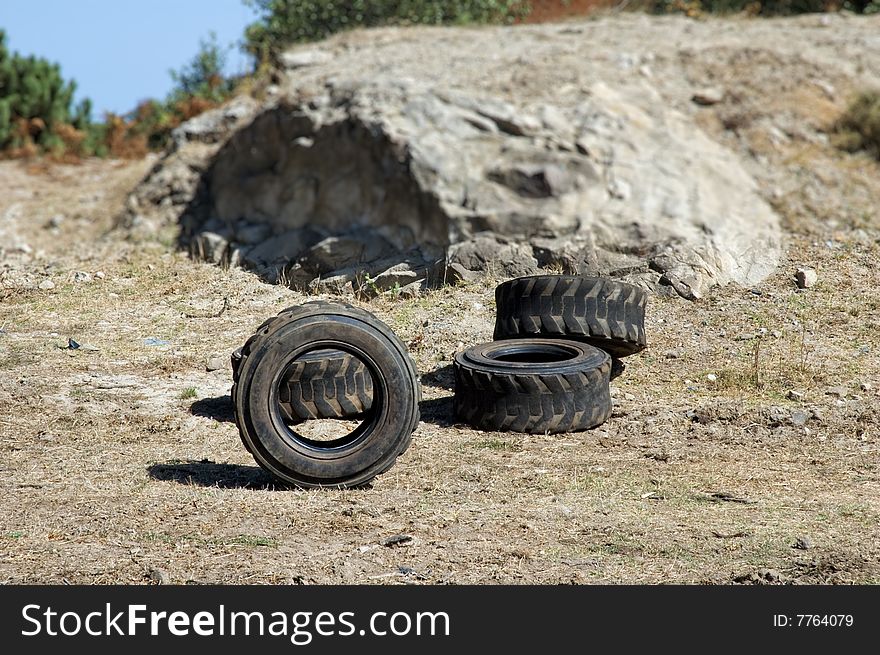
[792,537,813,550]
[760,569,785,583]
[735,333,757,341]
[664,350,681,360]
[734,568,787,585]
[67,338,81,350]
[607,177,631,201]
[191,232,228,264]
[706,373,718,383]
[624,392,636,401]
[825,386,848,399]
[206,356,225,372]
[538,104,570,133]
[771,330,782,338]
[397,281,424,299]
[692,87,725,106]
[787,390,804,401]
[789,409,810,427]
[73,271,92,283]
[47,214,65,229]
[860,382,872,392]
[95,271,106,279]
[148,568,170,585]
[813,79,835,100]
[38,279,55,290]
[795,267,818,289]
[766,406,788,427]
[444,262,478,284]
[382,534,413,548]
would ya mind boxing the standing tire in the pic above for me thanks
[232,301,420,488]
[494,276,648,357]
[453,339,612,434]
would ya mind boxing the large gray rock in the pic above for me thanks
[118,17,785,297]
[449,235,540,278]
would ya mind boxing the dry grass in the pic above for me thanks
[1,140,880,586]
[833,90,880,159]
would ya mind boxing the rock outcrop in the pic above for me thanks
[119,15,787,299]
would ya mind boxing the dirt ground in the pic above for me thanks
[2,15,880,585]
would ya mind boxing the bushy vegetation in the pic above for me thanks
[105,32,236,156]
[244,0,530,62]
[647,0,879,15]
[0,30,235,159]
[833,90,880,159]
[0,29,96,157]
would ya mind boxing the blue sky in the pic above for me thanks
[0,0,260,117]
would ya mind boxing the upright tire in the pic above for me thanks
[232,301,420,488]
[454,339,612,434]
[494,276,648,357]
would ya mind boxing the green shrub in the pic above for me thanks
[168,32,235,105]
[100,33,237,157]
[1,28,237,159]
[244,0,530,62]
[844,0,880,12]
[0,29,94,154]
[833,90,880,159]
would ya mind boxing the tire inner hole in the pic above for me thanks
[490,345,579,364]
[277,348,376,444]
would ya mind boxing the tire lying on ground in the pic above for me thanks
[453,339,612,434]
[277,349,373,423]
[233,333,374,425]
[494,275,648,357]
[232,301,420,488]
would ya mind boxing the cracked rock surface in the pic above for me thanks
[116,14,880,297]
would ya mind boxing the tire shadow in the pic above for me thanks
[147,460,280,490]
[418,396,457,428]
[190,395,235,423]
[420,363,455,391]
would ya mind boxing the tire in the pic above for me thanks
[494,275,648,357]
[453,339,612,434]
[276,349,374,423]
[232,301,420,488]
[233,322,374,423]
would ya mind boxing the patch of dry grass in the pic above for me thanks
[834,90,880,159]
